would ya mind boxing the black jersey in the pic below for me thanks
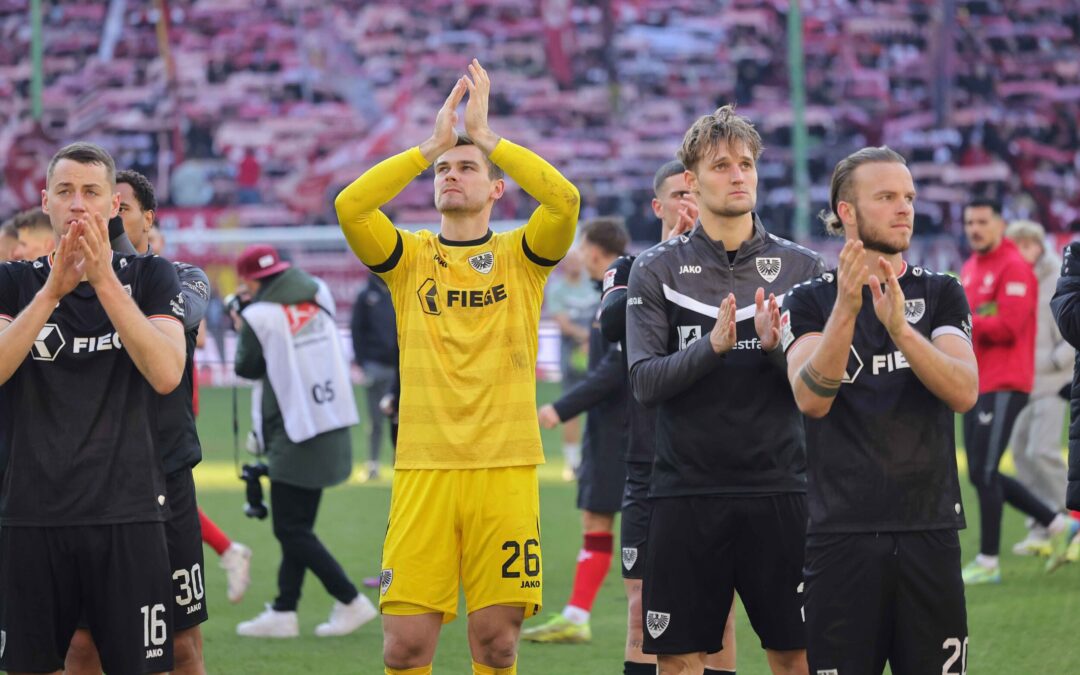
[781,263,973,534]
[599,255,656,464]
[158,262,210,474]
[625,218,825,497]
[0,385,9,473]
[0,254,184,526]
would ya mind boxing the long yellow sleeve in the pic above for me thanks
[489,140,580,264]
[334,147,430,269]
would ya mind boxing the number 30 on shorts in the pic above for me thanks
[173,563,205,606]
[500,539,540,579]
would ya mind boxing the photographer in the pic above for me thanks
[230,244,374,638]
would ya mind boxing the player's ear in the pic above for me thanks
[109,191,120,218]
[490,178,505,201]
[41,188,49,214]
[837,200,855,228]
[683,168,698,195]
[651,198,662,219]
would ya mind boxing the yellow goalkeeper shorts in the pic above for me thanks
[379,466,542,623]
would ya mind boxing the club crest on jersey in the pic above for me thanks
[469,251,494,274]
[31,323,65,361]
[903,299,925,324]
[379,569,393,595]
[645,611,671,639]
[756,257,781,283]
[677,325,702,350]
[622,547,638,571]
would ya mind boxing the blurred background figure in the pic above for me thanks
[351,274,399,481]
[0,218,17,261]
[11,208,55,261]
[1005,220,1074,556]
[960,200,1073,585]
[543,247,595,480]
[231,244,373,639]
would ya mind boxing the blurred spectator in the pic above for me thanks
[544,247,596,481]
[235,148,262,205]
[11,209,54,261]
[959,199,1071,585]
[0,219,17,261]
[350,274,398,481]
[1005,219,1073,556]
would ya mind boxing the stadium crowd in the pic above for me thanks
[1,0,1078,245]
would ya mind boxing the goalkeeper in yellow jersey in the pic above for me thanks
[335,59,580,675]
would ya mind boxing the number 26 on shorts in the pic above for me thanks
[500,539,540,580]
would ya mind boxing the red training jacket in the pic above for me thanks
[960,237,1037,394]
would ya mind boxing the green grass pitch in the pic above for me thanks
[191,385,1079,674]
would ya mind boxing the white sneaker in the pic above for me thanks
[220,542,252,604]
[236,604,299,638]
[314,594,378,637]
[1012,531,1052,557]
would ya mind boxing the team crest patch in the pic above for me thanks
[903,299,925,324]
[756,257,781,283]
[645,611,671,639]
[677,325,702,350]
[622,547,638,571]
[469,251,494,274]
[603,268,617,292]
[379,569,393,595]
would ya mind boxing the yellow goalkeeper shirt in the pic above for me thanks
[335,140,580,469]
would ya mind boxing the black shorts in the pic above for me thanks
[620,461,651,579]
[642,493,807,655]
[166,468,209,630]
[804,529,968,675]
[0,523,174,675]
[576,444,626,514]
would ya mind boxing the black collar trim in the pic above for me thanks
[439,230,493,247]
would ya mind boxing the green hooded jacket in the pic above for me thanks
[235,268,353,489]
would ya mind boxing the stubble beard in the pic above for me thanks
[856,211,908,256]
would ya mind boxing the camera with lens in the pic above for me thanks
[224,292,251,316]
[241,462,270,519]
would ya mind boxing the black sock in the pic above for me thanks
[705,670,736,674]
[623,662,655,675]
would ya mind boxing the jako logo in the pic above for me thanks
[679,265,701,274]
